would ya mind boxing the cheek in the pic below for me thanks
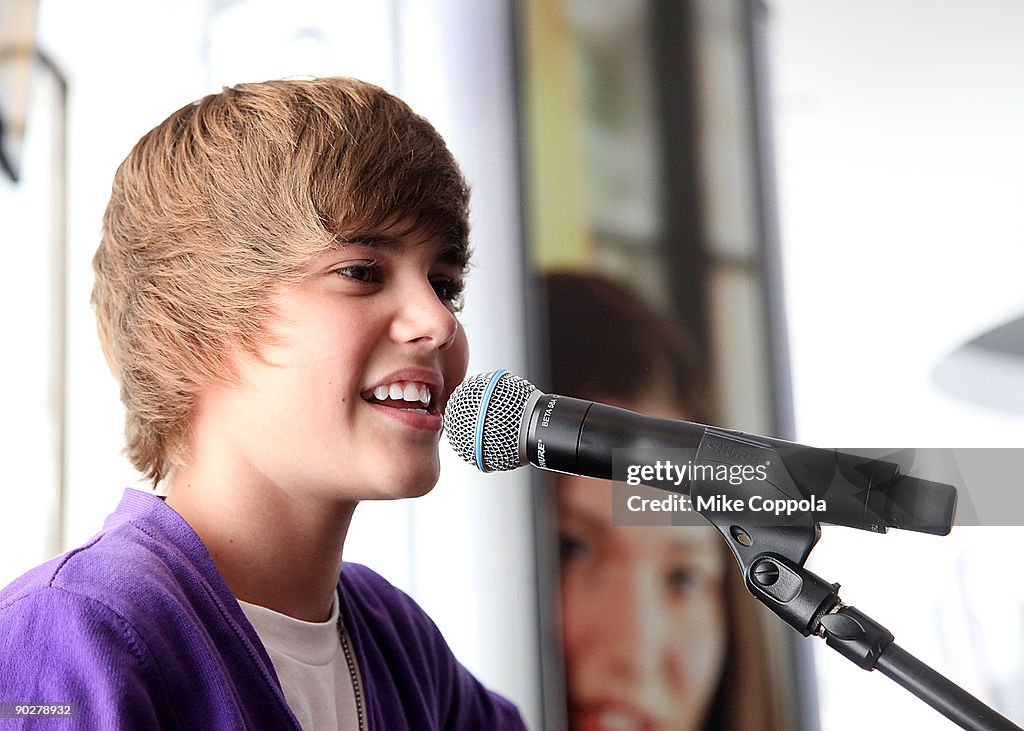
[558,557,615,659]
[559,569,586,630]
[445,323,470,386]
[669,594,729,680]
[559,575,591,668]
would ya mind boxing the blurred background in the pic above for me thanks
[2,0,1022,728]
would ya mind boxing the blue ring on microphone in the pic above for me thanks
[475,369,507,471]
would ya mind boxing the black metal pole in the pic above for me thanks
[876,643,1020,731]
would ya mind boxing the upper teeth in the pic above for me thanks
[372,381,431,405]
[599,710,643,731]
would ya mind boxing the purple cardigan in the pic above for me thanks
[0,489,525,729]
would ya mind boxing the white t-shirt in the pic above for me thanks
[238,592,362,730]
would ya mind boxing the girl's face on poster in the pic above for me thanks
[558,475,728,731]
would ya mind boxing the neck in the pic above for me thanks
[165,467,356,623]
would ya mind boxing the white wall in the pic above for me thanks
[770,0,1024,447]
[769,0,1024,727]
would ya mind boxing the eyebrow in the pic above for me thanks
[558,504,610,534]
[559,500,722,553]
[339,232,403,251]
[664,533,724,559]
[338,232,466,267]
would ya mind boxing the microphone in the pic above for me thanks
[443,369,957,536]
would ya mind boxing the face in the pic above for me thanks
[558,477,728,731]
[191,223,469,503]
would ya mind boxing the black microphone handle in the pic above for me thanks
[523,393,955,535]
[524,394,703,475]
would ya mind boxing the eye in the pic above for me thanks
[333,261,382,284]
[559,532,590,562]
[666,567,702,597]
[431,276,466,311]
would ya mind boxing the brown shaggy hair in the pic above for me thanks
[542,271,711,421]
[92,77,470,485]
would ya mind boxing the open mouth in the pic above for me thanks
[572,705,660,731]
[361,380,436,414]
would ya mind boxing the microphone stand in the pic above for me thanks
[688,429,1021,731]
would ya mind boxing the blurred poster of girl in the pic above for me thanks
[543,271,792,731]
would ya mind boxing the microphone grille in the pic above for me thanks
[443,370,537,472]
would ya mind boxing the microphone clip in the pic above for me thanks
[689,429,838,636]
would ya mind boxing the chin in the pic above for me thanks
[403,481,438,500]
[369,466,440,501]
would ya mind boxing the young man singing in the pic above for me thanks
[0,77,526,730]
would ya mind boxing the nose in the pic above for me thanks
[390,279,460,351]
[596,564,667,683]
